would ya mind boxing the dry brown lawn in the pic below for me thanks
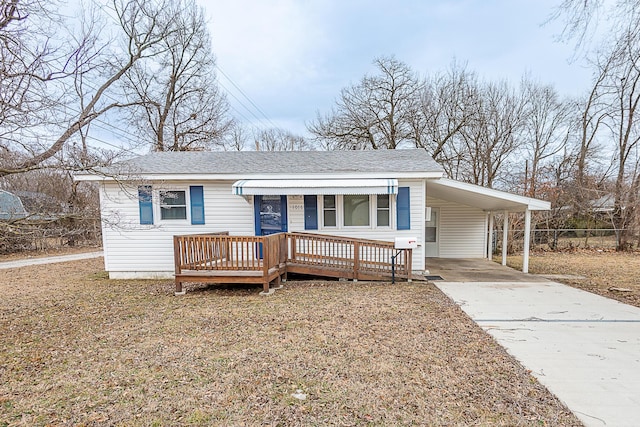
[0,258,580,426]
[504,250,640,308]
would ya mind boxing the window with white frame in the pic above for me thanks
[159,190,187,220]
[425,209,438,242]
[344,194,370,227]
[316,194,393,229]
[376,194,390,227]
[323,195,337,227]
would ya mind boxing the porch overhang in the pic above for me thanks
[232,179,398,196]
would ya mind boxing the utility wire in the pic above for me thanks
[217,79,271,131]
[216,65,279,131]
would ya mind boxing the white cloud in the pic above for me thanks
[201,0,329,89]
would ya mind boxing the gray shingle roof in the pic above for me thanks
[106,149,443,176]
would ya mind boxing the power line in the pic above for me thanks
[3,87,143,154]
[217,80,270,131]
[215,65,279,131]
[82,134,143,156]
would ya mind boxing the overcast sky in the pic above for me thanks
[199,0,593,138]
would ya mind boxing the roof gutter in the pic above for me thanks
[74,171,445,182]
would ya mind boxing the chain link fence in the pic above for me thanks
[493,228,637,252]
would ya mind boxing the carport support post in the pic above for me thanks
[487,212,494,259]
[501,210,508,266]
[522,209,531,273]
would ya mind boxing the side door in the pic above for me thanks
[424,207,439,257]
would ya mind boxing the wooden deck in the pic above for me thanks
[173,232,412,294]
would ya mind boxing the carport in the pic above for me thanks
[427,178,551,273]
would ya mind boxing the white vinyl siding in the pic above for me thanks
[100,180,254,277]
[287,195,305,230]
[100,178,427,276]
[426,196,486,258]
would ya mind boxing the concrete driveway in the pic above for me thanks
[0,251,103,270]
[435,278,640,427]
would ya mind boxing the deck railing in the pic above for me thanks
[287,232,411,280]
[173,232,412,293]
[173,231,229,271]
[174,232,287,272]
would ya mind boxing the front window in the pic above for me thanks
[377,194,390,227]
[160,190,187,220]
[344,194,370,226]
[323,195,336,227]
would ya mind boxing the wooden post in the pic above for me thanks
[290,234,296,263]
[173,236,185,295]
[353,241,360,281]
[406,249,412,282]
[262,236,270,293]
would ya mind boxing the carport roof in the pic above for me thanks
[428,178,550,212]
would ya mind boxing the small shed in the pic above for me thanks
[0,190,28,221]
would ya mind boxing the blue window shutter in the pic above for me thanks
[138,185,153,225]
[397,187,410,230]
[190,185,205,225]
[304,195,318,230]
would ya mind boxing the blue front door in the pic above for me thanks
[254,195,288,236]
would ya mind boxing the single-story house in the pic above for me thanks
[75,149,550,279]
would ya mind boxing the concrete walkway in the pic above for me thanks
[0,251,103,270]
[435,280,640,427]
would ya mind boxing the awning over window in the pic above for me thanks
[232,179,398,196]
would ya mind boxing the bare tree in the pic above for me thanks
[254,128,314,151]
[552,0,640,249]
[1,0,236,252]
[225,124,249,151]
[415,62,479,175]
[605,34,640,249]
[520,78,573,197]
[308,56,423,150]
[0,0,186,178]
[122,0,233,152]
[549,0,639,53]
[454,80,526,188]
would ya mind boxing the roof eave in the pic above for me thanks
[74,171,444,182]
